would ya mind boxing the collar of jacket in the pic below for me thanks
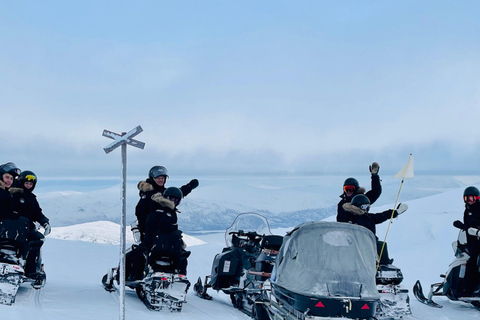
[342,202,366,216]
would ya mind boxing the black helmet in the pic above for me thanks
[18,170,37,191]
[0,162,21,179]
[164,187,183,206]
[351,194,370,212]
[463,186,480,204]
[148,166,169,180]
[343,177,359,193]
[463,186,480,197]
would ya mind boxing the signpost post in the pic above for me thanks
[103,125,145,320]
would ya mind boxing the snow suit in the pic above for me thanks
[143,193,188,275]
[337,174,382,223]
[0,181,29,259]
[463,200,480,295]
[135,179,195,241]
[11,186,50,276]
[0,180,18,220]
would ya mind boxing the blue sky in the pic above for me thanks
[1,1,479,178]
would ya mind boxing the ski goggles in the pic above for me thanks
[167,196,181,206]
[344,185,356,193]
[25,174,37,181]
[359,204,370,212]
[464,195,480,203]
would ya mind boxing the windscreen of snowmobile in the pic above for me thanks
[273,221,380,300]
[225,213,272,247]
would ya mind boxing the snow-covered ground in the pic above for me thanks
[1,176,480,319]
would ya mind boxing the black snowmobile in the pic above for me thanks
[255,221,391,320]
[102,221,191,312]
[194,212,283,318]
[413,220,480,310]
[0,217,47,305]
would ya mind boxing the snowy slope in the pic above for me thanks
[1,178,480,319]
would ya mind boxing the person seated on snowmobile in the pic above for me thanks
[341,194,408,265]
[0,163,29,261]
[122,166,197,281]
[460,186,480,297]
[337,162,382,224]
[135,166,198,241]
[0,162,22,220]
[11,171,51,279]
[143,187,190,276]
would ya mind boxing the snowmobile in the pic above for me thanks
[413,220,480,310]
[194,212,284,318]
[0,217,47,305]
[254,221,409,320]
[102,221,191,312]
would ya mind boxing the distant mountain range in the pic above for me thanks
[36,175,475,231]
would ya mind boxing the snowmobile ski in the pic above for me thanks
[193,276,212,300]
[413,280,442,308]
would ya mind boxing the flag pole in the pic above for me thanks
[377,154,414,271]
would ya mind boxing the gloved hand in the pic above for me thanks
[43,222,51,236]
[369,162,380,175]
[188,179,199,189]
[396,203,408,215]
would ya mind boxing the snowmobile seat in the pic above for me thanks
[148,250,176,273]
[260,235,283,251]
[0,239,25,264]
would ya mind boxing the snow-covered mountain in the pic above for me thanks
[2,175,479,319]
[37,175,479,231]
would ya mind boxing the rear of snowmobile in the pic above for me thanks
[255,221,409,320]
[194,212,283,317]
[413,220,480,310]
[0,217,46,305]
[375,241,411,319]
[102,220,191,312]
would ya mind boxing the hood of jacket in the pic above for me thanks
[342,202,366,216]
[138,180,155,193]
[151,193,176,210]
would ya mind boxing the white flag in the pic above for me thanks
[394,154,414,179]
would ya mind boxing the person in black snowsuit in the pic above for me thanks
[11,170,51,279]
[135,166,198,241]
[461,186,480,297]
[123,166,197,282]
[337,162,382,224]
[143,187,190,276]
[0,162,29,263]
[0,162,21,220]
[341,194,408,265]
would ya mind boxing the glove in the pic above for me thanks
[188,179,199,189]
[369,162,380,175]
[396,203,408,215]
[43,222,51,236]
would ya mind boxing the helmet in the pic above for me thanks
[18,170,37,191]
[163,187,183,206]
[463,186,480,204]
[148,166,169,180]
[463,186,480,197]
[343,177,359,193]
[351,194,370,212]
[0,162,21,179]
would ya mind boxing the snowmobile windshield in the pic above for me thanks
[273,221,380,300]
[225,213,272,247]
